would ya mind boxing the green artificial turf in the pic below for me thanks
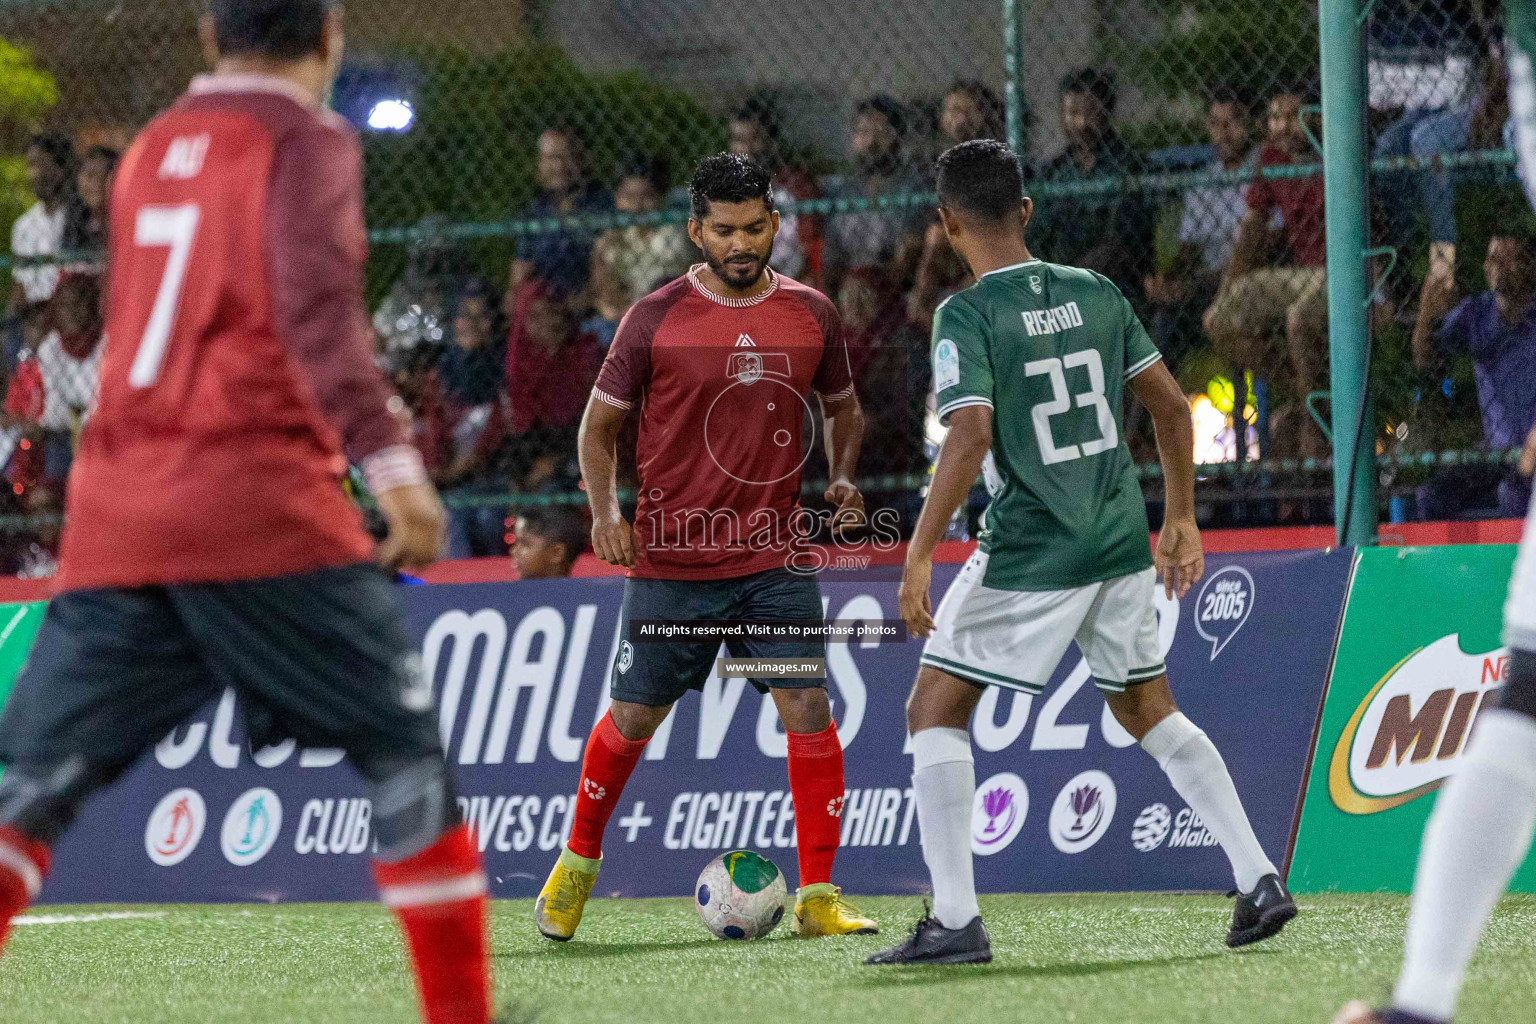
[3,893,1535,1023]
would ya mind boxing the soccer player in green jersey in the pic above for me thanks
[1336,5,1536,1022]
[866,140,1295,966]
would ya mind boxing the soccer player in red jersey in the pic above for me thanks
[534,154,878,941]
[0,4,492,1021]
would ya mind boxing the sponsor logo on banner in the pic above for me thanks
[1193,566,1254,660]
[1133,804,1218,851]
[221,788,282,867]
[1131,803,1172,851]
[971,773,1028,856]
[1329,634,1507,815]
[145,788,206,866]
[1049,771,1116,853]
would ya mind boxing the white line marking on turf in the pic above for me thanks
[1124,905,1318,913]
[0,605,30,647]
[15,911,166,926]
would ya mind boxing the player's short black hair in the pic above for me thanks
[516,507,586,565]
[27,133,73,172]
[208,0,333,61]
[936,139,1025,225]
[1058,66,1117,114]
[688,153,774,221]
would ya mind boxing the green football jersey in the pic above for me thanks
[932,258,1161,591]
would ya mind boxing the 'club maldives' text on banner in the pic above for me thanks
[1288,545,1536,893]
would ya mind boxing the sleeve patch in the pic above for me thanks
[934,338,961,393]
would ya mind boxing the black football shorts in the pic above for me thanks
[0,564,441,777]
[610,567,827,707]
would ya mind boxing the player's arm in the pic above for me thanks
[268,122,444,571]
[820,391,866,534]
[1130,359,1204,599]
[809,295,865,532]
[577,394,634,567]
[903,405,991,637]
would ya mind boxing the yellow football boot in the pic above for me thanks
[791,882,879,937]
[534,847,600,941]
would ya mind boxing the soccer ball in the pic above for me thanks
[694,850,787,940]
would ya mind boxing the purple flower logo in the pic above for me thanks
[1049,771,1118,854]
[971,773,1027,853]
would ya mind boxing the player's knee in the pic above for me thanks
[608,700,671,742]
[906,667,978,734]
[361,754,458,862]
[1499,648,1536,722]
[773,685,831,732]
[0,756,110,845]
[1105,678,1177,740]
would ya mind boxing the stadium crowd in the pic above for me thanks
[1,54,1532,571]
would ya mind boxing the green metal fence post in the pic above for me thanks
[1004,0,1025,155]
[1319,0,1378,547]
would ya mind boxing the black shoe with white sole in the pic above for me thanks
[1226,873,1298,948]
[864,908,992,965]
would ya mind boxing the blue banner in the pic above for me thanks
[41,549,1351,903]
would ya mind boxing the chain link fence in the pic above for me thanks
[0,0,1526,568]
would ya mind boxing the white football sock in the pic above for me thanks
[1393,709,1536,1022]
[1141,712,1277,893]
[911,726,979,930]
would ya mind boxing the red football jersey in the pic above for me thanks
[593,266,854,580]
[56,74,415,591]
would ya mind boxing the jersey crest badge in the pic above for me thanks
[1029,275,1043,295]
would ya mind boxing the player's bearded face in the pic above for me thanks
[697,200,777,290]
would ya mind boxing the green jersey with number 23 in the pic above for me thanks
[932,258,1163,591]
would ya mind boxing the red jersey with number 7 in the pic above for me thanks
[55,74,418,592]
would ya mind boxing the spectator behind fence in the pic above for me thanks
[372,214,469,360]
[505,280,600,496]
[1204,86,1328,456]
[1415,232,1536,518]
[14,482,58,580]
[730,98,823,284]
[437,279,512,558]
[839,264,928,478]
[822,95,928,296]
[1144,89,1260,369]
[939,79,1006,148]
[508,126,613,302]
[511,506,586,580]
[1029,68,1152,306]
[9,134,74,312]
[62,146,119,270]
[35,273,103,483]
[589,156,692,341]
[1381,35,1513,362]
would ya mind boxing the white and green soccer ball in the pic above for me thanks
[694,850,787,940]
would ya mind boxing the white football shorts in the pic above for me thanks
[920,549,1166,694]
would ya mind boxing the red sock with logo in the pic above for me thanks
[372,824,490,1024]
[787,723,845,887]
[567,711,649,860]
[0,826,48,954]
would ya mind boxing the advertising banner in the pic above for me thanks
[28,550,1348,904]
[1288,544,1536,892]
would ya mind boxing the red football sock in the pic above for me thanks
[566,711,649,860]
[0,826,49,954]
[787,723,845,887]
[372,824,489,1024]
